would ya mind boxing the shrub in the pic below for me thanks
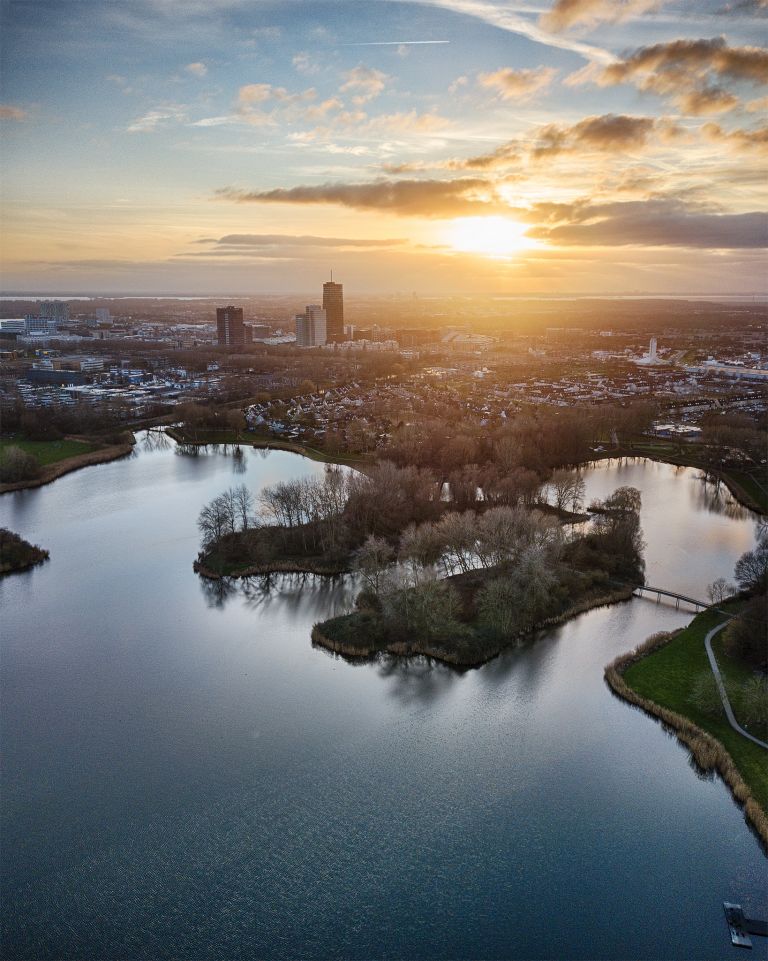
[0,446,41,482]
[688,670,724,718]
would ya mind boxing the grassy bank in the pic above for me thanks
[0,528,49,575]
[0,437,95,466]
[0,435,135,494]
[607,609,768,844]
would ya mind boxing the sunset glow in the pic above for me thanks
[0,1,765,295]
[446,217,538,259]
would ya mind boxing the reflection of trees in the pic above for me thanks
[141,429,172,453]
[231,448,247,474]
[238,572,357,623]
[199,575,237,609]
[693,472,749,521]
[175,443,202,457]
[376,655,459,707]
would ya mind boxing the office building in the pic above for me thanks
[295,305,326,347]
[38,301,70,326]
[322,280,344,343]
[216,306,245,347]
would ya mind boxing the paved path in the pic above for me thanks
[704,620,768,751]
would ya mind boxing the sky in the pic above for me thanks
[1,0,766,295]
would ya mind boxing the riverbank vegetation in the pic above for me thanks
[606,532,768,841]
[0,528,49,575]
[312,485,644,666]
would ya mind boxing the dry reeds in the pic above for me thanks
[605,632,768,850]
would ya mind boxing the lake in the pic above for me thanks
[1,439,765,960]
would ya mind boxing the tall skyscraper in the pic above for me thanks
[322,279,343,343]
[216,306,245,347]
[295,305,326,347]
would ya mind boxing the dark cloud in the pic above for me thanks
[385,114,668,175]
[200,234,407,248]
[602,37,768,88]
[529,198,768,248]
[675,85,740,115]
[216,179,502,217]
[532,113,661,158]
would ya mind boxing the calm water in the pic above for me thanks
[1,441,765,960]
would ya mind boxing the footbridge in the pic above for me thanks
[633,585,709,611]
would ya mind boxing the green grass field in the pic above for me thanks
[623,608,768,813]
[0,438,96,467]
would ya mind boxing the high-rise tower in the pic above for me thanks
[295,305,326,347]
[216,306,245,347]
[322,279,344,343]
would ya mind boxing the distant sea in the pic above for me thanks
[1,292,766,302]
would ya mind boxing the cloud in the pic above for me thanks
[701,121,768,152]
[531,113,672,158]
[381,112,675,174]
[199,234,407,248]
[541,0,665,31]
[602,37,768,87]
[185,61,207,77]
[477,66,558,101]
[575,36,768,114]
[675,85,739,115]
[235,82,317,125]
[292,52,320,75]
[127,105,186,132]
[216,178,502,217]
[340,64,389,104]
[529,198,768,248]
[0,105,27,121]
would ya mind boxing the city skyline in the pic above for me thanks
[1,1,767,296]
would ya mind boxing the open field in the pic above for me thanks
[622,608,768,815]
[0,438,95,466]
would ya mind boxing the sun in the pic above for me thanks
[446,216,538,258]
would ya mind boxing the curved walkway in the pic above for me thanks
[704,620,768,751]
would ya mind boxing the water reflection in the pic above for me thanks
[377,656,460,707]
[693,472,750,521]
[198,574,238,609]
[1,440,764,961]
[140,429,172,453]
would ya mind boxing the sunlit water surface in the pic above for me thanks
[1,441,765,960]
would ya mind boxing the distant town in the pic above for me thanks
[1,287,766,475]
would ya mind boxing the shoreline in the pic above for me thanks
[165,427,370,469]
[604,629,768,850]
[0,437,135,495]
[312,586,636,669]
[193,557,351,579]
[590,449,766,516]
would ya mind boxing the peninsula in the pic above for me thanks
[0,528,49,575]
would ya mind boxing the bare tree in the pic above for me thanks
[547,469,586,512]
[354,535,395,597]
[233,484,254,531]
[706,577,734,605]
